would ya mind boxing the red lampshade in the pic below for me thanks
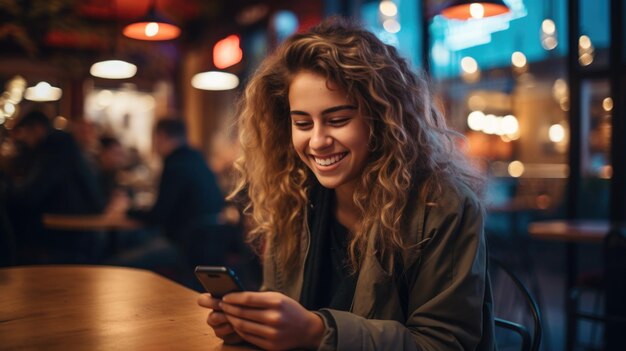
[440,0,510,20]
[213,35,243,69]
[122,1,180,41]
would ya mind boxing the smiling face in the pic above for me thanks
[289,71,370,192]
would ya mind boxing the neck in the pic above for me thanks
[334,181,360,233]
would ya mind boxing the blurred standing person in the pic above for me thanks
[123,118,226,278]
[7,109,105,263]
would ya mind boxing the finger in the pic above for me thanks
[236,330,276,351]
[222,333,243,345]
[198,293,222,309]
[208,310,229,326]
[220,301,283,325]
[225,313,277,340]
[208,312,236,338]
[222,291,283,309]
[212,323,236,338]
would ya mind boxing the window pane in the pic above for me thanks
[578,79,611,219]
[578,0,610,68]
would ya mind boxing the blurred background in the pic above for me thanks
[1,1,624,350]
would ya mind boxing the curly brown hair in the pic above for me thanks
[230,17,484,274]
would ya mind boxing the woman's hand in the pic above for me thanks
[197,293,244,344]
[220,291,325,351]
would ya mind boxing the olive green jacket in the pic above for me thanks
[262,183,495,350]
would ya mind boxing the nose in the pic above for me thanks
[309,124,333,151]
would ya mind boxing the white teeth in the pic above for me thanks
[314,153,346,166]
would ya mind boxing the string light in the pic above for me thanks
[379,1,398,17]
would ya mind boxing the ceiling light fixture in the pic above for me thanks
[123,0,180,41]
[24,82,62,102]
[91,2,138,79]
[440,0,510,20]
[90,59,137,79]
[191,71,239,91]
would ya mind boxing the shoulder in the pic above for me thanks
[406,176,482,215]
[429,179,483,217]
[403,172,478,210]
[422,179,485,249]
[404,178,484,244]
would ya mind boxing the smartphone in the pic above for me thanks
[194,266,245,298]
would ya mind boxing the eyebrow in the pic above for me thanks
[290,105,357,116]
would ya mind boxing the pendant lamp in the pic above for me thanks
[90,59,137,79]
[440,0,510,20]
[91,2,137,79]
[24,82,62,102]
[123,0,180,41]
[191,71,239,91]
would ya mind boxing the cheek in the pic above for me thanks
[348,127,371,165]
[291,133,307,159]
[344,125,370,152]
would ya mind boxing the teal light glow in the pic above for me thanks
[358,0,609,79]
[430,0,570,79]
[361,0,421,68]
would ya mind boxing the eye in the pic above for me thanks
[292,120,313,129]
[328,117,351,126]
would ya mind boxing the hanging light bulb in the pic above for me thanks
[469,3,485,19]
[145,22,159,37]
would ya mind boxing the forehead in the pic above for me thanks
[288,71,352,110]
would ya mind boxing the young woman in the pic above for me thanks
[198,17,495,351]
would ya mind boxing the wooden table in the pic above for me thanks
[43,213,145,255]
[528,220,610,243]
[528,219,611,351]
[0,266,253,350]
[43,213,143,231]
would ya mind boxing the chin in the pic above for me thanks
[313,177,344,190]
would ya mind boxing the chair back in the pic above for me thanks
[604,226,626,350]
[490,258,543,351]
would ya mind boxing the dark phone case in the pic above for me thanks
[194,266,244,298]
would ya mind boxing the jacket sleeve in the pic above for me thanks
[317,191,488,351]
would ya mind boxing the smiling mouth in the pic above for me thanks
[312,152,348,166]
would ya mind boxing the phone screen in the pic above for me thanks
[194,266,245,298]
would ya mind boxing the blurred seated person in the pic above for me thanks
[96,136,129,205]
[71,119,100,168]
[7,109,105,263]
[118,118,226,281]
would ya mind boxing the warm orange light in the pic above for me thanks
[213,35,243,69]
[123,21,180,41]
[441,3,509,20]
